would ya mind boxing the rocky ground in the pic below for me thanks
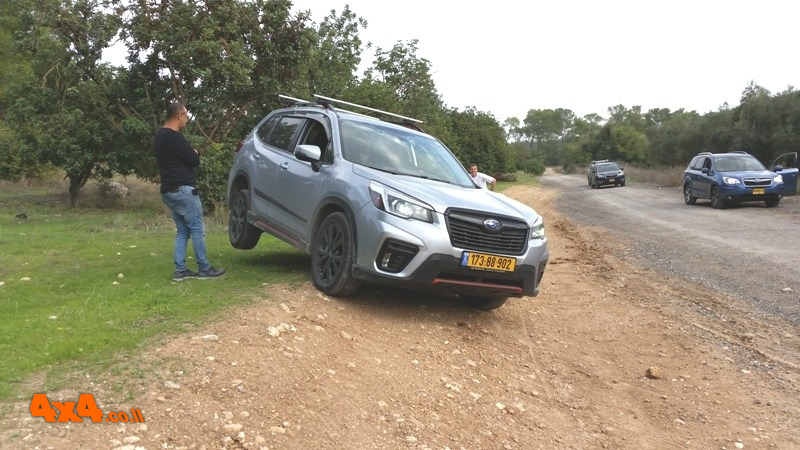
[1,179,799,449]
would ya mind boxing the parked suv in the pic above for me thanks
[683,151,798,209]
[226,95,549,310]
[587,160,625,188]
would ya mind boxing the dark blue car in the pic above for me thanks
[683,151,798,209]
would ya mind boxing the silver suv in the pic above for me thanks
[226,95,549,310]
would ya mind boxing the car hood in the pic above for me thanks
[355,166,542,225]
[719,169,778,180]
[598,170,622,176]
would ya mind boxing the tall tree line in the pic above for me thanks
[2,1,797,207]
[508,83,800,172]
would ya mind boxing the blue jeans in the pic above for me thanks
[161,186,211,272]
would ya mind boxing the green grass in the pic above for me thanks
[0,178,308,402]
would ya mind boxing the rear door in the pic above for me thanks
[690,156,713,198]
[769,152,798,195]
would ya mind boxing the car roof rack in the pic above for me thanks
[278,94,317,108]
[277,94,426,132]
[313,95,424,126]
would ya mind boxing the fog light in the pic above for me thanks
[381,252,392,269]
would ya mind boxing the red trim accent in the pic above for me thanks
[432,278,523,294]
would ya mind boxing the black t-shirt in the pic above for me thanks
[153,128,200,193]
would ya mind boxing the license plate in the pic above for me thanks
[752,188,765,195]
[608,178,615,183]
[460,251,516,273]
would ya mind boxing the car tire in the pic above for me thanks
[620,181,625,187]
[228,189,262,249]
[460,295,508,311]
[683,184,697,205]
[311,212,361,297]
[765,198,780,207]
[591,179,597,189]
[710,186,726,209]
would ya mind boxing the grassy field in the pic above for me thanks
[0,177,308,404]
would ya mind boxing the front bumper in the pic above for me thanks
[353,209,549,298]
[596,175,625,186]
[718,184,783,202]
[354,253,548,298]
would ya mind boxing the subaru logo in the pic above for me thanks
[483,219,502,231]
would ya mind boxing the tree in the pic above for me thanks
[446,107,512,174]
[7,0,131,205]
[305,5,367,99]
[116,0,318,209]
[0,0,51,180]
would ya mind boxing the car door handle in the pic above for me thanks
[280,162,289,170]
[253,153,260,159]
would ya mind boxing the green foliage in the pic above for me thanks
[446,107,511,175]
[523,158,545,176]
[305,5,366,98]
[196,142,234,213]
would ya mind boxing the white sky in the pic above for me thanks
[291,0,800,121]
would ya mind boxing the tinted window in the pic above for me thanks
[597,163,619,172]
[690,157,706,170]
[714,155,766,172]
[266,116,304,151]
[256,114,281,142]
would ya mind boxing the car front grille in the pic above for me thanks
[446,209,529,255]
[742,177,773,187]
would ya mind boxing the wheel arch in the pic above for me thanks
[310,197,359,253]
[228,171,251,206]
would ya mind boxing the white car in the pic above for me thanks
[226,95,549,310]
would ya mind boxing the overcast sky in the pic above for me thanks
[291,0,799,122]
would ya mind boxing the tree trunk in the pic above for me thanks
[66,168,92,207]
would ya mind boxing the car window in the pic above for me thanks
[597,163,619,171]
[299,119,332,163]
[340,119,473,186]
[714,156,766,172]
[265,116,304,152]
[256,114,281,143]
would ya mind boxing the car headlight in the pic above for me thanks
[722,177,741,185]
[369,181,433,223]
[774,174,784,184]
[530,216,545,240]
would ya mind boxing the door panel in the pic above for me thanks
[769,152,798,196]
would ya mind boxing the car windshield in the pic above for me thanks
[597,163,619,172]
[714,156,767,172]
[340,119,474,187]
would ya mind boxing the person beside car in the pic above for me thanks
[154,101,225,281]
[468,163,496,191]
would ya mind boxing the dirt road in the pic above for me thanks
[2,173,799,449]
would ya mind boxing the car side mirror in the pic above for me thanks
[295,144,323,172]
[701,168,710,174]
[774,165,783,172]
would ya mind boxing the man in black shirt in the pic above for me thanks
[154,102,225,280]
